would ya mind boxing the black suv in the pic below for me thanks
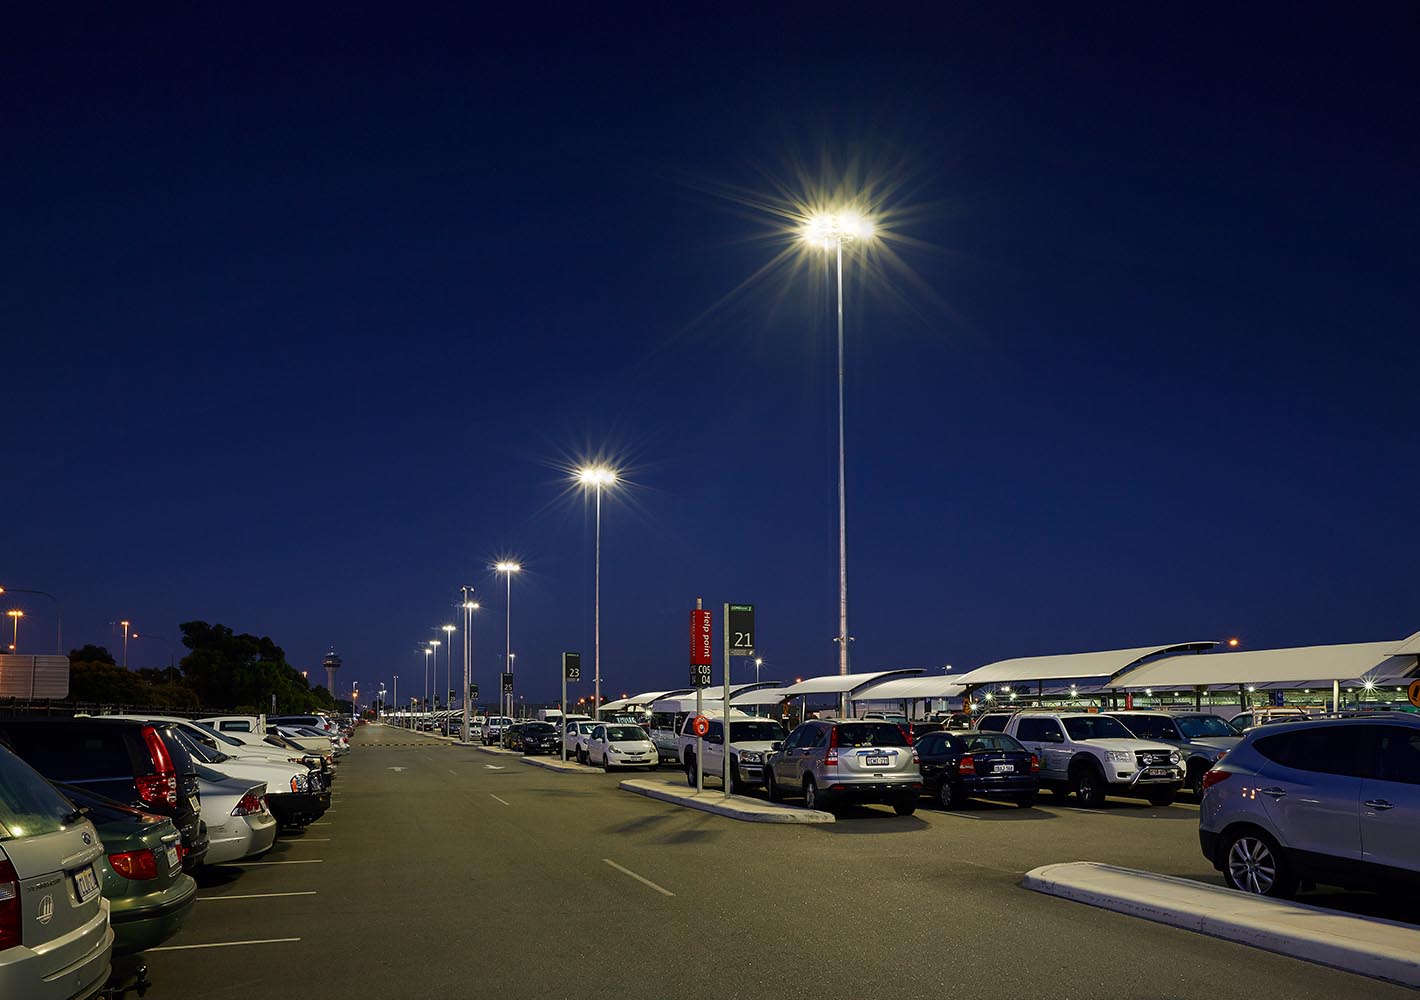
[0,718,209,871]
[519,721,560,755]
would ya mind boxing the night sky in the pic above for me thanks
[5,5,1417,706]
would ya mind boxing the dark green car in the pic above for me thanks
[57,783,197,955]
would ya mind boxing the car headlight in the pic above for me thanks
[290,774,309,793]
[1107,750,1133,762]
[1170,751,1184,765]
[739,751,763,763]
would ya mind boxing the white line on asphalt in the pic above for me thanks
[150,937,302,952]
[197,892,318,901]
[282,838,330,842]
[935,811,981,820]
[490,794,511,806]
[217,860,324,866]
[602,859,675,897]
[307,822,331,827]
[449,769,458,775]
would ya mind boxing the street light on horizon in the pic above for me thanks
[800,208,875,699]
[494,562,521,719]
[441,623,456,733]
[5,610,22,652]
[120,619,131,667]
[460,588,480,743]
[575,464,618,719]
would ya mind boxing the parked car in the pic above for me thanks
[268,714,336,736]
[916,730,1041,809]
[0,719,210,871]
[519,722,561,755]
[482,717,513,746]
[1002,711,1185,807]
[1200,714,1420,897]
[565,720,599,760]
[583,724,658,771]
[0,745,115,1000]
[764,719,922,815]
[1105,710,1242,798]
[972,712,1014,733]
[676,714,787,790]
[190,764,278,864]
[53,783,196,956]
[1227,707,1309,731]
[501,723,527,750]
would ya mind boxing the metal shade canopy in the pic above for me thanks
[1111,640,1418,690]
[951,643,1217,687]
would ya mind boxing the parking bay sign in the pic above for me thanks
[500,673,514,694]
[564,652,581,682]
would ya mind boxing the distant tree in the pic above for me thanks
[69,644,116,665]
[178,621,328,712]
[68,646,199,708]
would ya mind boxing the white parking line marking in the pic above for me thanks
[197,892,318,901]
[282,838,330,843]
[602,859,675,897]
[217,860,324,866]
[935,811,981,820]
[150,937,301,952]
[490,794,511,806]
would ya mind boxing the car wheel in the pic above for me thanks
[764,769,781,802]
[1015,792,1038,808]
[1072,766,1107,808]
[602,755,612,772]
[803,776,820,811]
[936,781,958,810]
[1189,766,1207,800]
[893,797,918,816]
[728,763,741,794]
[1222,829,1297,898]
[684,755,697,788]
[1148,790,1177,807]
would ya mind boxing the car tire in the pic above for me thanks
[765,769,782,802]
[1072,765,1107,808]
[893,797,918,817]
[936,781,958,810]
[1015,792,1037,808]
[684,755,697,788]
[1221,828,1297,898]
[803,776,822,811]
[601,755,612,772]
[728,763,741,794]
[1189,765,1207,800]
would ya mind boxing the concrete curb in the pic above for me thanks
[619,778,835,824]
[473,744,521,757]
[1023,862,1420,988]
[521,756,601,773]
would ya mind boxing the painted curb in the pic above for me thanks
[473,744,521,756]
[521,756,601,773]
[619,778,835,824]
[1023,862,1420,988]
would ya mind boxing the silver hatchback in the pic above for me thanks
[1199,714,1420,897]
[764,719,922,815]
[0,743,114,1000]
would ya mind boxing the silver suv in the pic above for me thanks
[1199,714,1420,897]
[0,742,114,1000]
[764,719,922,815]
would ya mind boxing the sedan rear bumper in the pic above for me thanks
[821,779,922,804]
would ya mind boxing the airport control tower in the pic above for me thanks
[322,650,342,694]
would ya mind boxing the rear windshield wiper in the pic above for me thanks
[62,806,91,825]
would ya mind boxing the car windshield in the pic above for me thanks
[960,733,1027,753]
[835,722,909,748]
[1176,715,1239,738]
[577,723,598,734]
[1062,716,1134,741]
[729,721,788,743]
[0,744,79,841]
[176,730,228,764]
[606,726,648,741]
[1113,715,1178,740]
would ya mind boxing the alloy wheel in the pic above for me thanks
[1227,836,1277,895]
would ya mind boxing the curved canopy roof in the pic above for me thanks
[852,676,966,701]
[769,669,926,699]
[952,642,1217,687]
[1111,641,1418,690]
[1390,630,1420,657]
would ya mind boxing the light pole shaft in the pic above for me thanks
[593,484,602,720]
[505,574,512,720]
[835,237,850,698]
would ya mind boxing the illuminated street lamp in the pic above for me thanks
[423,646,434,717]
[120,619,131,667]
[754,657,763,684]
[5,610,22,652]
[494,562,521,719]
[801,210,873,699]
[441,624,457,733]
[0,586,61,652]
[461,588,480,744]
[576,466,617,719]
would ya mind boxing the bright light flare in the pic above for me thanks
[494,561,522,574]
[800,209,874,250]
[576,466,618,488]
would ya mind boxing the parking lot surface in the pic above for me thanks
[145,725,1413,999]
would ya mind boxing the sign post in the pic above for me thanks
[500,672,514,722]
[690,601,712,793]
[562,652,581,762]
[724,604,754,799]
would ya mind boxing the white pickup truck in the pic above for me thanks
[676,713,789,792]
[1003,710,1184,807]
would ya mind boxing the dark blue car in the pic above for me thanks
[916,729,1040,809]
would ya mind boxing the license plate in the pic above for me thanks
[73,865,100,902]
[166,845,180,871]
[1145,768,1171,778]
[865,755,890,767]
[993,763,1014,773]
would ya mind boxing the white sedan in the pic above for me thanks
[193,766,277,864]
[566,721,599,761]
[584,724,658,771]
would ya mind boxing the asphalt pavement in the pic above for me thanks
[142,725,1414,999]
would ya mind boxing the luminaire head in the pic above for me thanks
[801,210,873,251]
[576,466,618,488]
[494,561,522,574]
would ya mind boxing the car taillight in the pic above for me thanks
[1201,769,1232,790]
[957,755,977,775]
[1030,754,1041,773]
[900,725,913,746]
[232,792,265,817]
[109,849,159,880]
[0,860,20,950]
[824,726,839,767]
[138,726,179,808]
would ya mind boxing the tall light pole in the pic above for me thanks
[803,210,873,709]
[0,587,61,653]
[494,562,521,719]
[5,610,22,652]
[441,624,456,733]
[428,640,440,712]
[754,657,763,684]
[423,646,434,720]
[576,466,617,720]
[120,619,131,667]
[461,589,480,745]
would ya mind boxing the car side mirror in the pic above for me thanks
[770,742,783,751]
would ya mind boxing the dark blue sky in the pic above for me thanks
[5,5,1417,705]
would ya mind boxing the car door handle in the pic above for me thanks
[1365,799,1394,811]
[1260,787,1287,798]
